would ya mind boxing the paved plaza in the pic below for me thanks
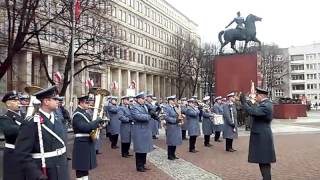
[1,111,320,180]
[76,111,320,180]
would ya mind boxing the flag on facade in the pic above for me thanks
[128,80,136,89]
[53,72,62,84]
[86,79,94,88]
[112,81,118,90]
[75,0,81,23]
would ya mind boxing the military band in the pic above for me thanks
[0,83,276,179]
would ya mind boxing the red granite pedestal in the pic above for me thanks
[273,104,307,119]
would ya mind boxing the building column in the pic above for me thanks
[136,71,140,93]
[106,66,111,91]
[162,77,166,99]
[171,78,176,95]
[118,68,122,97]
[166,78,171,97]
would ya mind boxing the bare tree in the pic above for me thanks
[259,44,289,99]
[0,0,64,80]
[34,0,118,95]
[200,43,219,99]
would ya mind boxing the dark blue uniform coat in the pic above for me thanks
[72,107,100,171]
[0,110,26,180]
[15,111,69,180]
[242,99,276,164]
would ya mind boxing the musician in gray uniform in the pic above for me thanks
[240,88,276,180]
[185,98,201,153]
[15,86,69,180]
[163,95,183,160]
[72,95,103,180]
[201,96,214,147]
[180,97,188,140]
[222,92,238,152]
[118,96,133,158]
[130,92,153,172]
[145,94,159,139]
[212,96,224,142]
[105,96,120,149]
[0,91,26,180]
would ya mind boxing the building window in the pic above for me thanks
[291,74,304,80]
[290,55,304,61]
[275,89,284,97]
[307,74,317,80]
[307,84,317,90]
[292,84,305,90]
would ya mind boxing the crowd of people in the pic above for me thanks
[0,85,276,180]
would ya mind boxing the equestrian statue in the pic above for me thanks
[219,12,262,54]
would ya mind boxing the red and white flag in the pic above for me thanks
[112,81,118,90]
[250,80,255,95]
[75,0,81,23]
[128,80,136,89]
[86,79,94,88]
[53,72,62,84]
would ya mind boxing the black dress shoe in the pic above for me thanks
[152,136,158,139]
[111,146,119,149]
[67,157,72,161]
[189,149,199,153]
[168,157,175,160]
[204,144,213,147]
[215,139,223,142]
[137,168,145,172]
[174,156,179,159]
[226,149,236,152]
[127,154,133,157]
[122,154,129,158]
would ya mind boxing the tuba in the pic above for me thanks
[24,85,43,118]
[90,88,110,141]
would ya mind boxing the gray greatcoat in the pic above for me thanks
[163,104,183,146]
[180,105,188,130]
[202,110,214,135]
[118,105,133,143]
[222,103,238,139]
[212,103,224,132]
[130,104,153,153]
[242,99,276,164]
[145,102,159,136]
[185,106,201,136]
[105,103,120,135]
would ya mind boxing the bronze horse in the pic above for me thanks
[219,14,262,54]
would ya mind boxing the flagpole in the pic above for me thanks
[69,0,76,114]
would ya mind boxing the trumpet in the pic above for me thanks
[24,85,43,118]
[175,103,185,126]
[90,88,110,141]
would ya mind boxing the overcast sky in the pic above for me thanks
[167,0,320,48]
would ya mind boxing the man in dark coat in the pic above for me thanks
[130,92,153,172]
[240,88,276,180]
[0,91,26,180]
[72,95,103,180]
[15,85,69,180]
[118,96,133,158]
[222,92,238,152]
[163,95,183,160]
[185,98,201,153]
[212,96,224,142]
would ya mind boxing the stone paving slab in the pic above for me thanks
[148,145,222,180]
